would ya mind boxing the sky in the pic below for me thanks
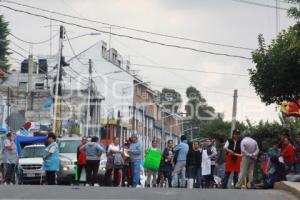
[0,0,296,123]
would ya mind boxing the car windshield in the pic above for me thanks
[59,140,81,153]
[21,146,45,158]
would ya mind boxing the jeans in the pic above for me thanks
[222,172,239,189]
[172,161,186,188]
[86,160,100,186]
[4,163,16,184]
[193,166,202,188]
[131,160,141,187]
[295,163,300,174]
[45,171,56,185]
[77,164,87,182]
[218,163,225,179]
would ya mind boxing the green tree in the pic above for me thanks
[160,88,182,113]
[0,15,10,72]
[250,24,300,105]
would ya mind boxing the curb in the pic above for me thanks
[274,181,300,198]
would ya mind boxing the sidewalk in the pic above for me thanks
[274,181,300,198]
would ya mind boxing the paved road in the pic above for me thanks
[0,185,297,200]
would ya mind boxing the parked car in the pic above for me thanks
[57,137,107,185]
[17,144,45,184]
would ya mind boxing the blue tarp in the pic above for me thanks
[15,136,47,156]
[0,127,8,135]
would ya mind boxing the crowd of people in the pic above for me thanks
[1,129,300,189]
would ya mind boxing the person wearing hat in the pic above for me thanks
[80,136,105,186]
[171,135,189,188]
[43,133,59,185]
[222,129,242,189]
[128,134,142,187]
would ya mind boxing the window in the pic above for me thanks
[35,83,44,90]
[19,82,27,90]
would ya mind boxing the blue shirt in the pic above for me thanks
[173,140,189,161]
[130,142,142,162]
[43,142,60,171]
[81,142,105,161]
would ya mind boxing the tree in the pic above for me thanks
[185,86,215,119]
[287,0,300,20]
[160,88,182,113]
[0,15,10,72]
[250,24,300,105]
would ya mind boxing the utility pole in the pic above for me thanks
[52,25,64,136]
[27,55,34,111]
[231,89,238,137]
[190,123,193,141]
[7,87,10,129]
[86,59,92,137]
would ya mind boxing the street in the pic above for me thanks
[0,185,297,200]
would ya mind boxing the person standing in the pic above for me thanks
[129,134,142,187]
[216,138,227,187]
[145,140,160,187]
[294,134,300,174]
[204,138,217,188]
[281,137,295,173]
[192,141,202,188]
[222,129,242,189]
[43,133,59,185]
[159,140,174,188]
[3,132,18,185]
[81,136,105,186]
[186,141,195,189]
[108,137,124,187]
[172,135,189,188]
[77,136,88,183]
[235,136,259,189]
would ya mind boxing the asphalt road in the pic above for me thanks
[0,185,297,200]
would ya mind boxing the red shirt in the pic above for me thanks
[281,144,295,164]
[77,144,87,165]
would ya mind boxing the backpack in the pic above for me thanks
[113,153,124,168]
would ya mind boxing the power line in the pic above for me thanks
[9,32,59,45]
[131,63,249,77]
[9,48,26,58]
[0,4,252,60]
[65,31,88,66]
[232,0,289,10]
[0,0,255,51]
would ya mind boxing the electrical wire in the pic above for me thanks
[131,63,248,77]
[65,31,88,66]
[9,48,26,58]
[232,0,289,10]
[9,32,59,45]
[0,0,254,51]
[0,4,252,60]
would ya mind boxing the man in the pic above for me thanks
[146,140,160,187]
[81,136,105,186]
[129,134,142,187]
[43,133,59,185]
[172,135,189,188]
[222,129,242,189]
[192,141,202,188]
[159,140,174,188]
[204,138,217,188]
[77,136,88,183]
[3,132,18,185]
[235,135,259,189]
[294,134,300,174]
[216,138,227,186]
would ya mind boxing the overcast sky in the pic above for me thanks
[1,0,296,123]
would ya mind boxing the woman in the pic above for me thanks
[281,137,295,173]
[108,137,124,187]
[205,138,217,188]
[43,133,59,185]
[81,136,105,186]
